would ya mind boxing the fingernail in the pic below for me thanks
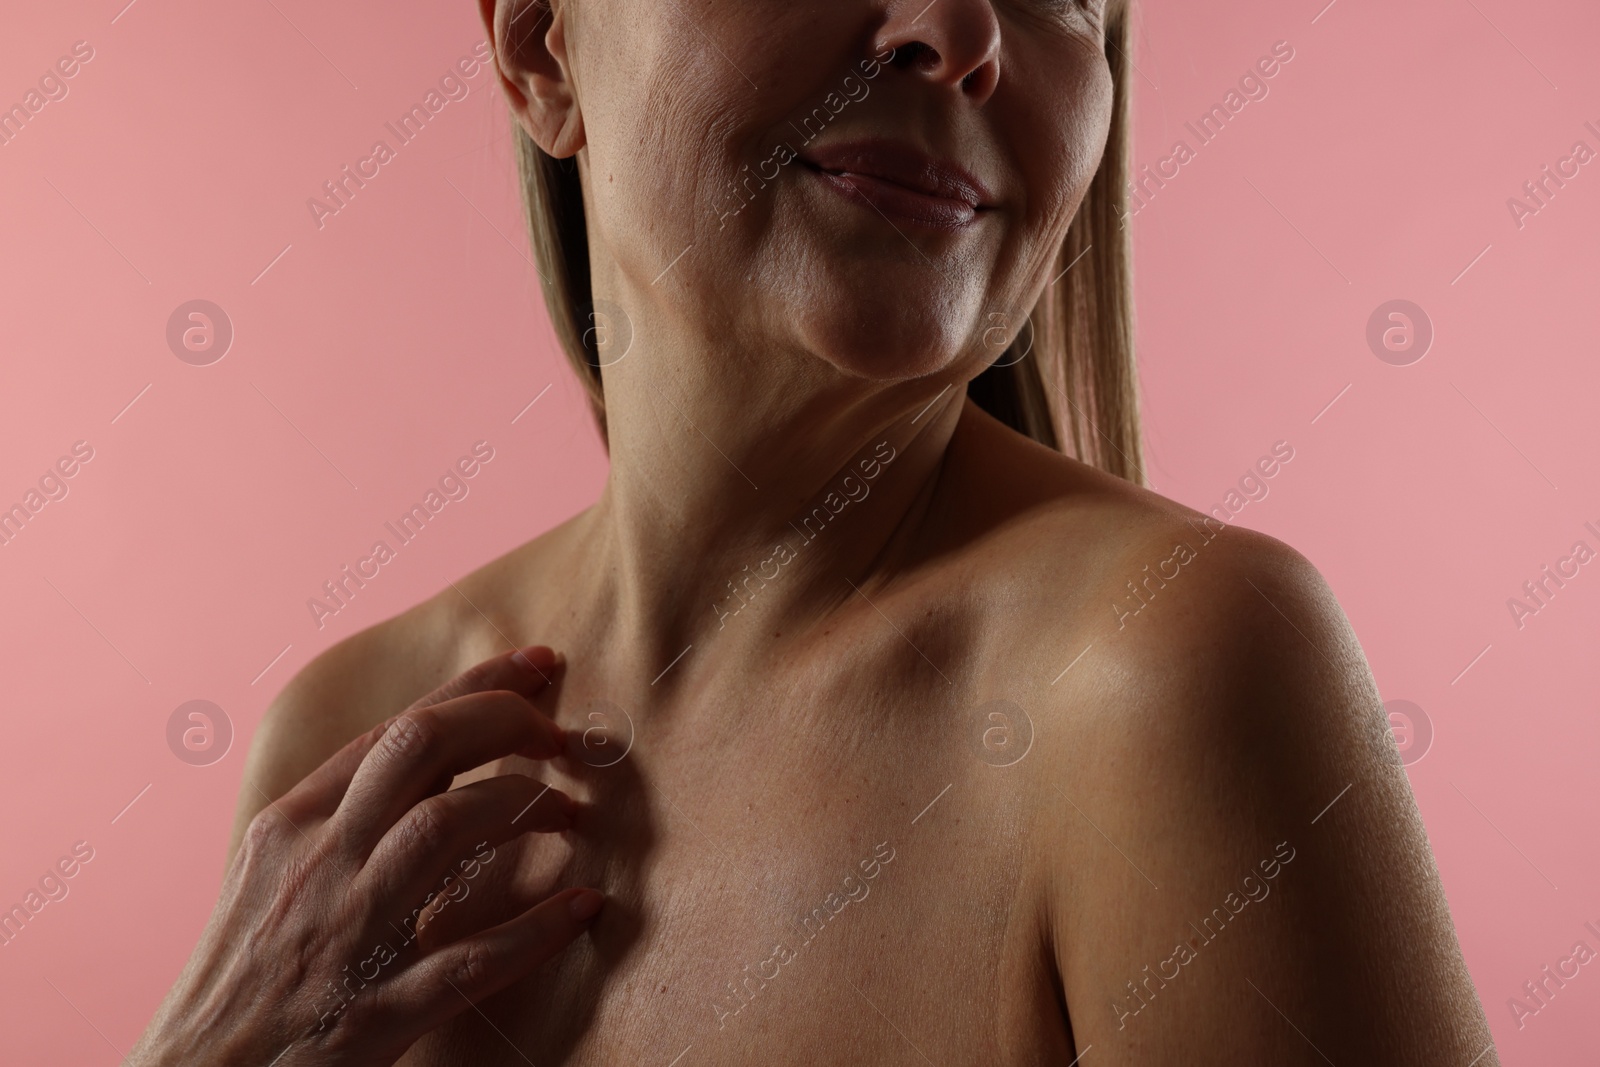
[517,646,558,672]
[569,889,604,921]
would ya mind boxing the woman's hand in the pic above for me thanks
[128,645,598,1067]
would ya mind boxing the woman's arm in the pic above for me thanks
[1047,527,1495,1065]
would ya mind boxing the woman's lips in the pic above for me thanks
[800,141,993,231]
[808,168,979,229]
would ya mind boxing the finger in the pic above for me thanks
[373,889,604,1038]
[276,717,395,822]
[272,646,561,822]
[407,645,562,711]
[334,690,566,858]
[355,774,574,921]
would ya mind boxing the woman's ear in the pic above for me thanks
[478,0,585,158]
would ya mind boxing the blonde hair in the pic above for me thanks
[512,1,1143,485]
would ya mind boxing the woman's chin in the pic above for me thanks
[795,314,972,384]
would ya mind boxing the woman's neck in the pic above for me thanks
[563,320,967,689]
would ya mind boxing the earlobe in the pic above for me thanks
[489,0,585,158]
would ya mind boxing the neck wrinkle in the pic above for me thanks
[572,381,968,695]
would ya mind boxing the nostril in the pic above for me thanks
[891,41,939,71]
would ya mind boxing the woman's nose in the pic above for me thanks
[874,0,1003,104]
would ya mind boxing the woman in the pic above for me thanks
[131,0,1496,1063]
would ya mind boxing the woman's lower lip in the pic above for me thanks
[809,168,979,230]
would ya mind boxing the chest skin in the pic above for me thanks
[392,629,1075,1066]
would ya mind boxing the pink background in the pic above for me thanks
[2,0,1596,1061]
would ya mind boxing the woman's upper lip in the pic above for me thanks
[799,140,995,209]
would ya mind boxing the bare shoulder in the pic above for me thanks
[225,597,451,864]
[941,403,1361,710]
[969,421,1385,808]
[951,431,1492,1060]
[225,514,584,865]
